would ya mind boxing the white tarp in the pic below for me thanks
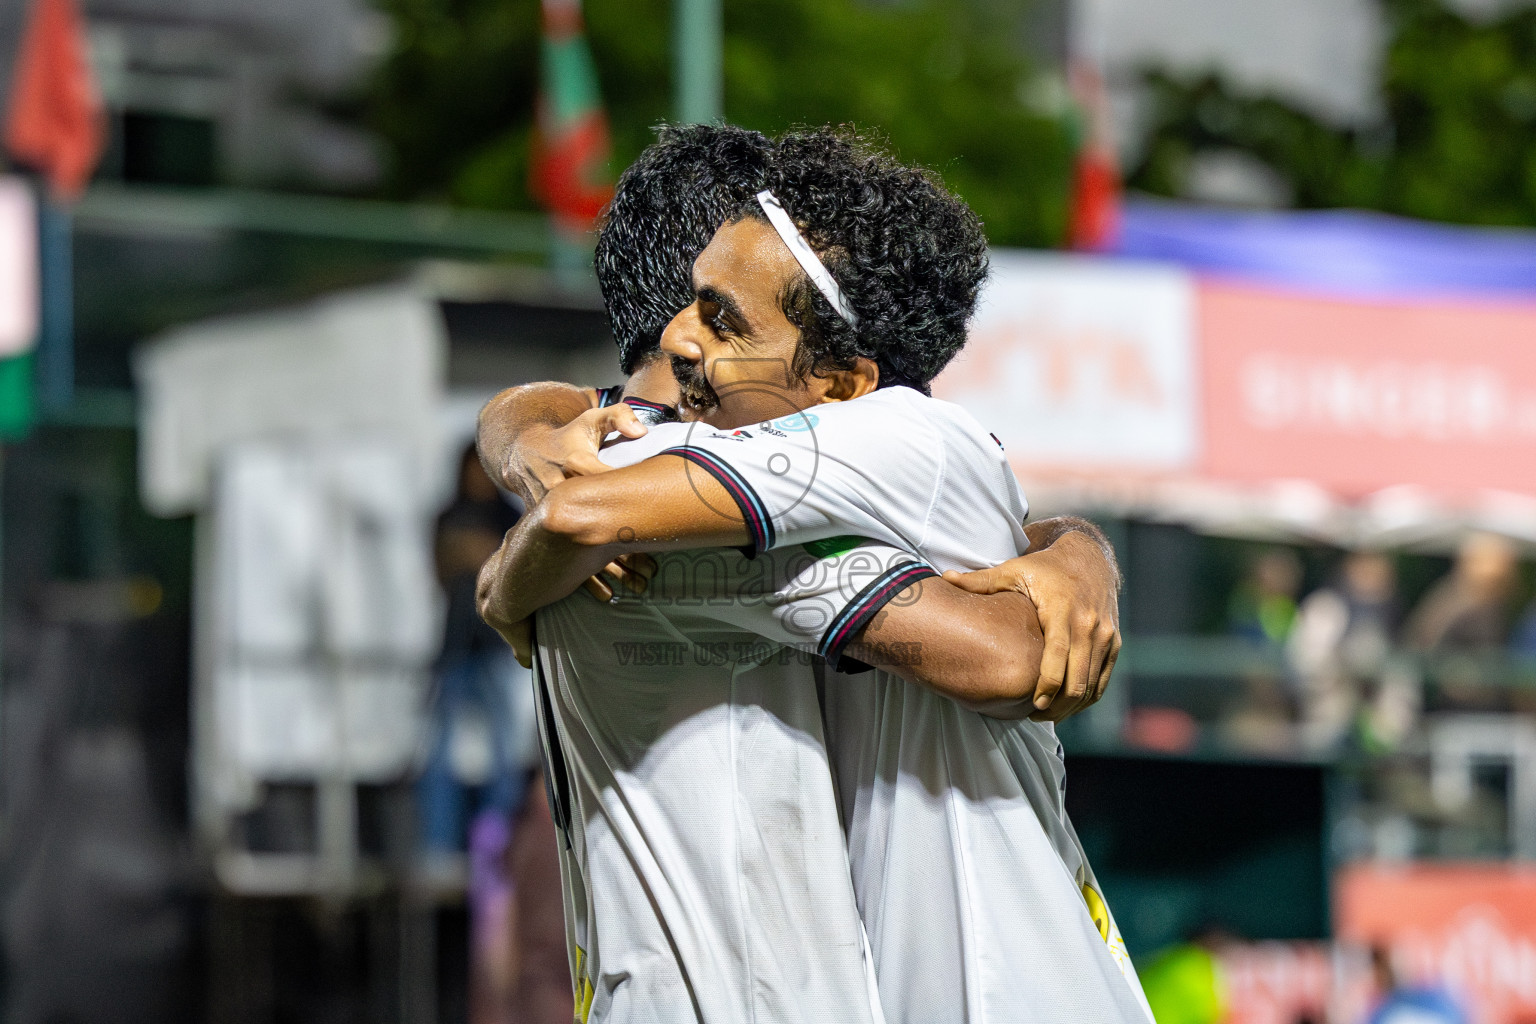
[0,177,38,358]
[213,439,436,780]
[935,250,1199,473]
[133,283,446,516]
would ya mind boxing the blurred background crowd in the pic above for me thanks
[1,0,1535,1022]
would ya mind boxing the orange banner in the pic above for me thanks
[1336,863,1536,1024]
[1201,281,1536,500]
[1220,942,1336,1024]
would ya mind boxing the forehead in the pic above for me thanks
[694,218,801,314]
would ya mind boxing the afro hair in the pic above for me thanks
[594,124,773,374]
[737,129,990,393]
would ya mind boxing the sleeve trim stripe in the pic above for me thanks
[817,561,938,669]
[658,446,776,557]
[596,385,625,408]
[622,397,672,414]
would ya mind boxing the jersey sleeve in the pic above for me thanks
[596,420,697,468]
[644,398,943,558]
[695,537,938,672]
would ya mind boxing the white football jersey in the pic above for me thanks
[533,420,919,1022]
[611,386,1153,1024]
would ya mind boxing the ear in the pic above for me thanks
[819,357,880,403]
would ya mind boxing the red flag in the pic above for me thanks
[529,0,612,232]
[1067,61,1120,252]
[5,0,105,201]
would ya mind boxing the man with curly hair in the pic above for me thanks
[478,126,1149,1023]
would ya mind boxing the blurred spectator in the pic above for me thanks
[1402,533,1518,654]
[420,444,529,855]
[1228,548,1304,645]
[1365,945,1467,1024]
[1288,552,1416,751]
[1511,598,1536,660]
[419,444,537,1024]
[1402,533,1522,714]
[1220,549,1304,752]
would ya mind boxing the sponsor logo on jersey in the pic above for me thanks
[773,411,818,432]
[803,535,865,560]
[573,947,596,1022]
[1082,883,1138,980]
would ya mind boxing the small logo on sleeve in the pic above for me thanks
[773,412,818,433]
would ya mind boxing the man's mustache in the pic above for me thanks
[671,355,719,411]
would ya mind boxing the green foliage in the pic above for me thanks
[363,0,1076,246]
[1131,0,1536,226]
[719,0,1075,246]
[366,0,541,205]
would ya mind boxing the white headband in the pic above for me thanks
[755,189,859,329]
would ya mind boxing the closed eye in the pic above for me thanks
[695,285,752,338]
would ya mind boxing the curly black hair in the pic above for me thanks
[594,124,773,374]
[737,129,990,393]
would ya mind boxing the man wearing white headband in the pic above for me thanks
[479,128,1147,1023]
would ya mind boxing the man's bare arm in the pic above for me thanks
[476,382,602,503]
[844,581,1045,720]
[476,358,681,505]
[945,517,1123,721]
[476,454,751,635]
[475,453,1052,715]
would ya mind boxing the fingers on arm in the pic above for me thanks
[1094,632,1122,704]
[1033,628,1070,713]
[598,402,647,439]
[1061,610,1101,709]
[477,383,598,492]
[1035,619,1120,722]
[850,581,1044,717]
[581,553,658,604]
[940,565,1012,595]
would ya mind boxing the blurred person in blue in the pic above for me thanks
[1507,556,1536,661]
[422,442,538,1022]
[422,443,532,851]
[1365,945,1468,1024]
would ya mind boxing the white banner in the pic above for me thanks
[934,250,1199,474]
[0,177,38,358]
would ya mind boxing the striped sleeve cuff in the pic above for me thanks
[622,396,674,417]
[818,561,938,671]
[595,384,625,408]
[658,446,776,558]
